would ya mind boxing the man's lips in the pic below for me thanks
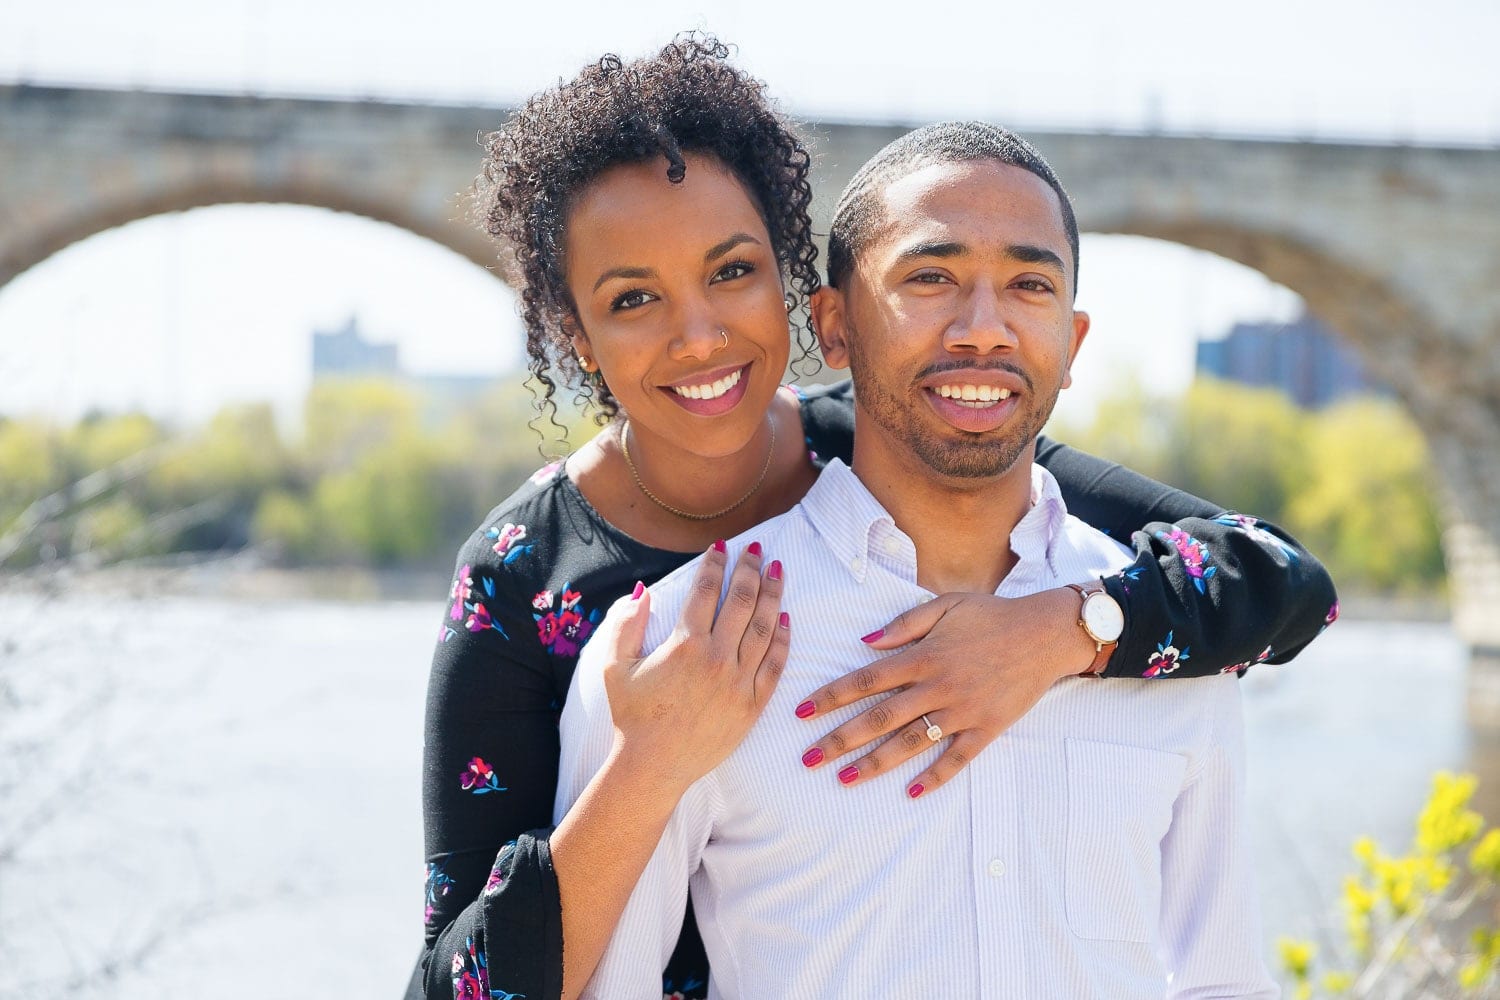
[919,368,1029,433]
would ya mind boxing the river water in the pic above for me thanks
[0,595,1475,997]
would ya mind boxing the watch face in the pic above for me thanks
[1082,592,1125,643]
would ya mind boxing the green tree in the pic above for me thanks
[1159,378,1310,522]
[1286,398,1445,593]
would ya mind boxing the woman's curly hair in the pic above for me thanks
[473,34,820,437]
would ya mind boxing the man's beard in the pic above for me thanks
[847,341,1059,480]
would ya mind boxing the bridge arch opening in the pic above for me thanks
[0,200,524,427]
[1058,230,1454,606]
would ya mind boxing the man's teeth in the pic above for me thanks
[672,368,743,401]
[933,384,1013,407]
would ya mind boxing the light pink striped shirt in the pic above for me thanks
[556,459,1275,999]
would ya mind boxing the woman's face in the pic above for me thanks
[563,152,790,458]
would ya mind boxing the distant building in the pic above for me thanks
[310,315,494,422]
[1195,310,1384,409]
[312,316,400,376]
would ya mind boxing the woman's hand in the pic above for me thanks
[597,541,790,793]
[793,588,1096,799]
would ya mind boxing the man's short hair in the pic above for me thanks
[826,121,1080,296]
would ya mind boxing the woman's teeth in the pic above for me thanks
[933,384,1013,408]
[672,368,742,400]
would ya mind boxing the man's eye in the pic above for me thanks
[1015,279,1054,293]
[911,271,952,284]
[712,261,755,282]
[611,289,656,311]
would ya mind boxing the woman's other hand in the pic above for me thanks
[598,541,790,792]
[794,589,1094,799]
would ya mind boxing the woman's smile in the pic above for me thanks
[662,363,752,415]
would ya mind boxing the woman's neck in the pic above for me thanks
[566,389,819,553]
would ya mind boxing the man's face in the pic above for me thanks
[813,159,1089,481]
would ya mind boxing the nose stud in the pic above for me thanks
[718,329,729,351]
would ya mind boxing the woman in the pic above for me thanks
[411,36,1336,1000]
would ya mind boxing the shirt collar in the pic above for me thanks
[798,458,1071,587]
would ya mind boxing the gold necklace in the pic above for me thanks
[620,415,777,522]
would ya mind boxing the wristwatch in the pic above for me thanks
[1066,582,1124,677]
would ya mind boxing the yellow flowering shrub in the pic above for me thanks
[1279,771,1500,997]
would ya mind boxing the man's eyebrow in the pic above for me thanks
[892,240,967,265]
[591,265,656,293]
[704,232,761,263]
[1007,243,1067,274]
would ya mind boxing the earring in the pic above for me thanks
[577,354,593,371]
[784,294,796,313]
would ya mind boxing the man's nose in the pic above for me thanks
[943,283,1020,354]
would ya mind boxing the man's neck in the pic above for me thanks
[849,430,1037,595]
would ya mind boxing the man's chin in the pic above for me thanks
[906,434,1033,480]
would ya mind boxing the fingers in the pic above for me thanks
[800,689,925,765]
[597,581,652,667]
[799,705,996,802]
[735,556,784,674]
[711,541,767,640]
[793,654,915,721]
[751,609,791,706]
[859,593,958,650]
[677,539,729,636]
[903,730,991,800]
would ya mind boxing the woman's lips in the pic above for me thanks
[661,363,752,416]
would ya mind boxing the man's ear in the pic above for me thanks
[810,287,851,371]
[1060,309,1090,390]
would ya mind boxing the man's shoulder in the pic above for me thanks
[1053,511,1137,582]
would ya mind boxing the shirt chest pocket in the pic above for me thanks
[1064,737,1188,944]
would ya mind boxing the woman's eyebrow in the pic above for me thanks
[592,265,656,293]
[704,232,761,263]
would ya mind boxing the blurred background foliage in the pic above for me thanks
[0,375,1447,595]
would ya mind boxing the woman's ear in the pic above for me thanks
[563,315,591,367]
[810,287,851,370]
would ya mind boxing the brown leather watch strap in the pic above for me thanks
[1066,582,1117,678]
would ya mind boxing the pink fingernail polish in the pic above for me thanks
[767,560,782,581]
[794,699,816,719]
[779,612,791,629]
[801,747,824,768]
[907,783,925,799]
[748,541,763,557]
[860,628,885,644]
[713,539,726,554]
[837,765,860,785]
[631,580,645,600]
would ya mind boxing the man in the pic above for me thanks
[554,122,1276,998]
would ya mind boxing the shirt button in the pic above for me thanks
[880,537,901,556]
[850,556,865,574]
[987,859,1006,878]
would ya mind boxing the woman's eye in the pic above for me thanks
[712,260,755,283]
[610,289,656,311]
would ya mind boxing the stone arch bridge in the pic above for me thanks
[3,85,1498,690]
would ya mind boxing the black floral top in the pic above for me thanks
[406,381,1338,1000]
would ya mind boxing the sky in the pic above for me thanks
[1,0,1493,428]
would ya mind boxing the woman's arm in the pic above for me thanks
[1034,434,1338,676]
[552,546,789,999]
[414,541,570,1000]
[415,538,787,1000]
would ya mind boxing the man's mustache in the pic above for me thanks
[913,360,1034,394]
